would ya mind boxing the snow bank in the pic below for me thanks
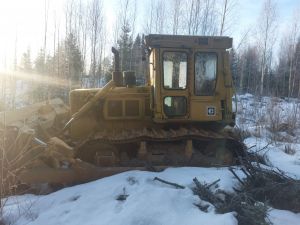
[268,209,300,225]
[3,168,239,225]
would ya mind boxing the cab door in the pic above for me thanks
[159,49,190,120]
[190,50,223,121]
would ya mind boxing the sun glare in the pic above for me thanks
[0,69,69,88]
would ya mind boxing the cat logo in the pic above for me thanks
[207,106,216,116]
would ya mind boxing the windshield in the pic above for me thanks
[195,52,217,96]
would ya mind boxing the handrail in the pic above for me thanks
[63,80,115,131]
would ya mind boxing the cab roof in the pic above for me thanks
[145,34,232,50]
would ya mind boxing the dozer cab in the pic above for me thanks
[67,34,244,169]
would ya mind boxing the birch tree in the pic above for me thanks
[143,0,155,34]
[171,0,182,35]
[287,9,300,98]
[154,0,166,34]
[185,0,217,35]
[256,0,277,96]
[219,0,236,36]
[89,0,104,86]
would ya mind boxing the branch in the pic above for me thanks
[154,177,185,189]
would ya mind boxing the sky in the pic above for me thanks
[0,0,299,71]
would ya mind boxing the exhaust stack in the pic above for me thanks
[111,47,123,87]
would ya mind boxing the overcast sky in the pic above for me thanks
[0,0,299,71]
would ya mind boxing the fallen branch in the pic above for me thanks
[229,168,245,185]
[153,177,185,189]
[206,179,220,189]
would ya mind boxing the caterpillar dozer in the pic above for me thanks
[67,34,244,168]
[9,34,245,190]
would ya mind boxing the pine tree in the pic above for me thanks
[65,33,83,87]
[132,34,145,85]
[34,49,46,74]
[229,48,239,91]
[117,23,133,71]
[20,48,32,72]
[102,56,113,84]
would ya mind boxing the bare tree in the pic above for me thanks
[201,0,218,35]
[154,0,166,34]
[186,0,201,35]
[256,0,278,96]
[171,0,182,35]
[219,0,237,36]
[287,9,300,98]
[184,0,218,35]
[143,0,155,34]
[89,0,104,86]
[44,0,50,60]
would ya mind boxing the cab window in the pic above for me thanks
[164,96,187,116]
[195,52,217,96]
[163,52,187,89]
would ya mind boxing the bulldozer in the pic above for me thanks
[2,34,245,192]
[67,34,244,168]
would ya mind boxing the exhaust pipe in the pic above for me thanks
[111,47,123,87]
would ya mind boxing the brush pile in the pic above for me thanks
[192,177,269,225]
[232,158,300,213]
[0,99,71,195]
[192,155,300,225]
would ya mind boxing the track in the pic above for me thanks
[75,127,246,167]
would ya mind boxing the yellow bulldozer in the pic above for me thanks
[2,34,245,192]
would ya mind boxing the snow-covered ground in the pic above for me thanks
[2,94,300,225]
[236,94,300,178]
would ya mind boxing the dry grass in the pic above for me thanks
[0,125,40,225]
[264,98,300,144]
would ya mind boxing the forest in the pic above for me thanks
[0,0,300,109]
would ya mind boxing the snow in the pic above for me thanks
[268,209,300,225]
[3,168,239,225]
[244,137,300,178]
[2,93,300,225]
[237,94,300,178]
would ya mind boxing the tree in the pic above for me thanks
[65,33,83,87]
[34,49,46,74]
[132,34,145,84]
[287,9,300,98]
[186,0,202,35]
[20,48,32,72]
[153,0,166,34]
[171,0,182,35]
[43,0,50,70]
[219,0,236,36]
[296,39,300,97]
[256,0,278,96]
[89,0,104,86]
[143,0,155,34]
[102,56,113,84]
[184,0,218,35]
[229,47,239,89]
[117,24,133,71]
[237,45,260,94]
[143,0,166,34]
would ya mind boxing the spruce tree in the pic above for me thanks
[20,48,32,72]
[117,23,133,72]
[65,33,83,87]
